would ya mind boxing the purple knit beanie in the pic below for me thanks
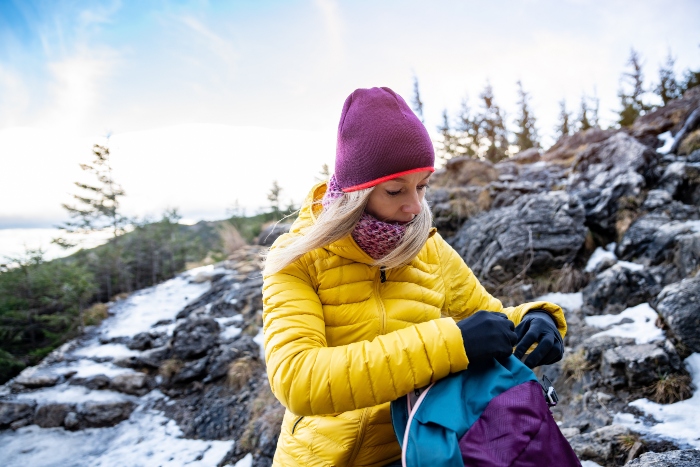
[335,87,435,192]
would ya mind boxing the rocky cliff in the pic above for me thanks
[1,89,699,467]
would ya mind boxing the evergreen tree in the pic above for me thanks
[474,83,510,163]
[267,180,283,219]
[617,49,650,127]
[590,90,601,129]
[655,52,681,105]
[555,99,572,141]
[577,95,592,132]
[436,109,457,164]
[316,163,331,182]
[55,144,129,248]
[411,75,424,123]
[681,68,700,93]
[455,97,479,158]
[513,80,539,151]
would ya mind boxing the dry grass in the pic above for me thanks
[476,189,492,211]
[679,128,700,155]
[615,433,642,453]
[159,359,183,379]
[562,349,592,383]
[238,382,285,451]
[83,303,109,326]
[217,222,246,256]
[647,373,693,404]
[227,357,256,391]
[553,263,588,293]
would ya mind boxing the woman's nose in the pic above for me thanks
[402,194,422,215]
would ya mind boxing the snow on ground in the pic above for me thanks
[615,353,700,449]
[580,461,602,467]
[536,292,583,313]
[254,328,266,361]
[0,408,233,467]
[234,453,253,467]
[0,268,231,466]
[102,267,212,339]
[585,303,664,344]
[656,131,675,154]
[15,385,131,404]
[585,246,616,272]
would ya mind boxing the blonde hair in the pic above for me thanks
[263,186,433,276]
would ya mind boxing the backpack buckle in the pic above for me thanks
[539,375,558,407]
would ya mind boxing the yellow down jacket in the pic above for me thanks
[262,182,567,467]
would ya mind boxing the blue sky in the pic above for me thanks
[1,0,699,232]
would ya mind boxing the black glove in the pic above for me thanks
[513,311,564,369]
[457,310,518,364]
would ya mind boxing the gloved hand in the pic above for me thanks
[513,310,564,369]
[457,310,518,364]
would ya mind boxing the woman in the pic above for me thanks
[262,87,566,467]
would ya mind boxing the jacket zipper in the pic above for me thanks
[376,266,387,335]
[347,407,370,466]
[291,416,304,434]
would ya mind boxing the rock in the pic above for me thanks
[567,132,661,237]
[138,345,172,368]
[14,369,60,388]
[0,400,36,428]
[171,357,209,384]
[642,189,673,211]
[510,147,541,164]
[626,449,700,467]
[582,263,663,315]
[427,186,483,234]
[69,374,112,390]
[64,411,80,430]
[543,128,618,165]
[205,335,260,383]
[631,86,700,146]
[431,157,499,188]
[34,403,74,428]
[656,162,700,206]
[581,335,636,365]
[111,372,149,395]
[567,424,629,464]
[127,331,167,351]
[654,276,700,353]
[451,191,586,284]
[81,401,135,428]
[601,340,681,389]
[172,317,220,360]
[256,223,292,247]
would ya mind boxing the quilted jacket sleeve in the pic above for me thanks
[434,234,567,339]
[262,253,468,417]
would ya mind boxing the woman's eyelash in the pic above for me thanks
[386,190,401,196]
[418,184,429,190]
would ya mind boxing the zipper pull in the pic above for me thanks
[380,266,386,283]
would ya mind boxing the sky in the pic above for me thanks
[1,0,699,239]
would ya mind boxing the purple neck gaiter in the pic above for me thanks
[322,175,406,260]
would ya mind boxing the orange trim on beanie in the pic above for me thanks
[342,167,435,192]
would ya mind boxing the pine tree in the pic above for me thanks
[436,109,457,164]
[455,97,479,158]
[315,163,331,182]
[55,144,129,248]
[590,90,601,129]
[267,180,283,219]
[474,83,510,163]
[577,95,592,132]
[411,75,424,123]
[555,99,572,141]
[513,80,539,151]
[680,68,700,94]
[617,48,649,127]
[655,52,681,105]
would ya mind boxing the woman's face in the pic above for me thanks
[365,170,432,224]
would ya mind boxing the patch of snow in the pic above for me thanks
[15,385,130,404]
[585,303,663,344]
[216,315,243,327]
[617,261,644,272]
[581,461,603,467]
[253,328,266,362]
[72,343,140,360]
[535,292,583,313]
[656,131,675,154]
[60,360,136,379]
[221,327,242,340]
[234,453,253,467]
[614,353,700,448]
[0,409,233,467]
[102,272,211,339]
[585,247,617,272]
